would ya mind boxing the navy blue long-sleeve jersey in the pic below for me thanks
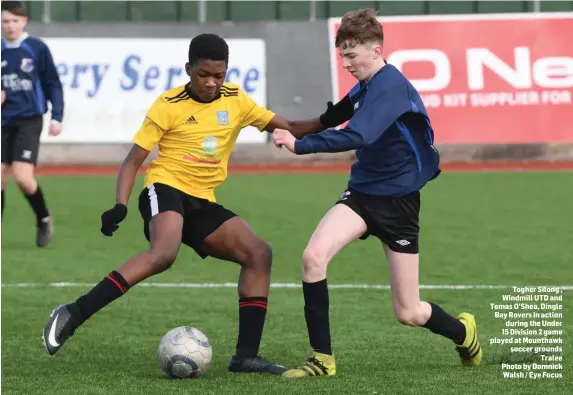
[295,64,441,197]
[1,33,64,127]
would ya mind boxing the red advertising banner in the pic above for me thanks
[328,13,573,144]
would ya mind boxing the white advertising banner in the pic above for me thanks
[40,38,268,144]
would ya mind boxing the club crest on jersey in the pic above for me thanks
[217,111,229,125]
[202,136,218,153]
[20,58,34,73]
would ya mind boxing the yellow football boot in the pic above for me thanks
[282,352,336,378]
[456,312,483,366]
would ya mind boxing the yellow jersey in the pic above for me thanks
[133,83,275,202]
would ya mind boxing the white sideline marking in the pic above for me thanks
[1,282,572,290]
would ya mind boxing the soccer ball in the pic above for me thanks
[158,326,213,379]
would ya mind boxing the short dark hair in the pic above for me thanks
[188,34,229,66]
[1,1,27,17]
[335,8,383,49]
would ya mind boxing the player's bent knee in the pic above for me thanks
[12,165,37,194]
[149,248,178,273]
[302,246,328,277]
[14,177,37,195]
[244,239,272,271]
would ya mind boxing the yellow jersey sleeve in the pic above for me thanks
[146,95,175,130]
[240,90,276,131]
[133,117,165,151]
[133,95,177,150]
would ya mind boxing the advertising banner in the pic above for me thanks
[39,38,268,144]
[328,13,573,144]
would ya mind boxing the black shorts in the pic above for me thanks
[335,188,420,254]
[1,116,44,165]
[138,183,237,259]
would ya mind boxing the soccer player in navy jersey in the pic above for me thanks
[1,1,63,247]
[274,9,482,378]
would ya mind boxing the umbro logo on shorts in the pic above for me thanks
[186,116,198,124]
[395,239,411,246]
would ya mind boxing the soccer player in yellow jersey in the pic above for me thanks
[42,33,331,375]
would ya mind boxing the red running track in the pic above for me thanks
[33,162,573,176]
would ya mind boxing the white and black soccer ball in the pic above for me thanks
[158,326,213,379]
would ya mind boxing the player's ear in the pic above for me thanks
[372,44,383,59]
[185,63,191,77]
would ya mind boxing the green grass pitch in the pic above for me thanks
[1,171,571,394]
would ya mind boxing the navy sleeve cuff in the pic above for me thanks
[294,128,365,154]
[294,139,310,155]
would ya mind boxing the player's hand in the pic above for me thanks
[49,121,62,136]
[319,95,354,128]
[273,129,296,153]
[1,90,5,105]
[319,101,336,126]
[101,204,128,236]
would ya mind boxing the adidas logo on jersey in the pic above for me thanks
[186,116,198,124]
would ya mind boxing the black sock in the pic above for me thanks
[303,279,332,355]
[75,271,130,324]
[235,296,268,357]
[1,190,5,218]
[24,185,50,223]
[422,302,466,344]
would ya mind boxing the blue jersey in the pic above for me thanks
[295,64,440,197]
[1,33,64,127]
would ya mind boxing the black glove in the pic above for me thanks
[101,203,128,236]
[319,94,354,129]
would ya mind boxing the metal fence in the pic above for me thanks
[28,0,564,24]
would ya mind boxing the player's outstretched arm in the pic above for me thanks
[264,94,355,138]
[273,127,365,155]
[100,144,150,237]
[274,89,397,155]
[266,116,323,139]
